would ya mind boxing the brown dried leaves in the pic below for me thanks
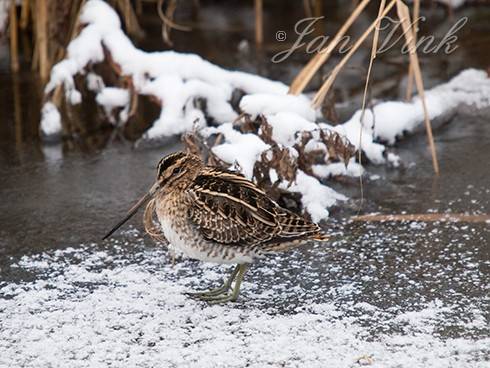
[183,111,357,208]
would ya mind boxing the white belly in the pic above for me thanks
[157,215,254,264]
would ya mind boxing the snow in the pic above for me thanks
[41,0,490,145]
[240,93,316,121]
[96,87,129,108]
[407,0,466,7]
[1,238,488,368]
[200,69,490,221]
[94,87,131,124]
[372,69,490,144]
[40,102,62,136]
[333,110,386,164]
[266,112,319,146]
[436,0,467,7]
[282,170,348,222]
[206,124,271,179]
[43,0,288,139]
[312,161,364,178]
[0,0,9,35]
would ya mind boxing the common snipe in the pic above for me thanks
[104,152,328,303]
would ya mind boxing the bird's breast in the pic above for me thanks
[154,196,255,264]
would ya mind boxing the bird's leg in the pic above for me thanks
[188,265,240,298]
[205,264,249,304]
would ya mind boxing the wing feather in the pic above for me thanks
[186,168,327,248]
[187,169,280,245]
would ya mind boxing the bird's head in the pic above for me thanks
[155,151,203,191]
[103,151,203,240]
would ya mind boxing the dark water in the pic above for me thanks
[0,2,489,361]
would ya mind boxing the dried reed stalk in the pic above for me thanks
[255,0,263,47]
[19,0,30,30]
[289,0,371,95]
[312,0,397,108]
[136,0,143,15]
[352,213,490,223]
[360,0,386,121]
[162,0,177,46]
[303,0,313,18]
[36,0,49,82]
[13,73,22,146]
[157,0,191,32]
[396,0,439,174]
[405,0,420,101]
[356,0,386,213]
[9,0,19,72]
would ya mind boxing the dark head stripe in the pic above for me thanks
[158,152,187,176]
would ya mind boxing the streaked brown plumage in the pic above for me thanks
[104,151,328,303]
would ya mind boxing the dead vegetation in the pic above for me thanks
[183,113,356,211]
[352,213,490,223]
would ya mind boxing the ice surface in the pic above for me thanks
[1,224,488,368]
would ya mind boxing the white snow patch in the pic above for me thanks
[1,246,487,368]
[0,1,10,35]
[283,170,347,222]
[96,87,130,108]
[40,102,62,136]
[206,123,270,179]
[373,69,490,144]
[387,152,401,167]
[312,161,364,178]
[334,110,386,164]
[86,72,105,92]
[266,112,319,146]
[240,93,316,121]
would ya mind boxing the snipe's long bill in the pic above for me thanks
[103,151,328,304]
[102,181,159,240]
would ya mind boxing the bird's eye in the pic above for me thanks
[172,167,182,175]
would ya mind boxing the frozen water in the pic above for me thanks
[1,221,488,368]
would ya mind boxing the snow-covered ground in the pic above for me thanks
[1,221,488,368]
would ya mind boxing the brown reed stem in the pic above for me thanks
[356,0,387,215]
[312,0,397,108]
[396,0,439,175]
[19,0,30,30]
[255,0,263,47]
[36,0,49,82]
[289,0,371,95]
[9,0,20,72]
[405,0,420,101]
[352,213,490,223]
